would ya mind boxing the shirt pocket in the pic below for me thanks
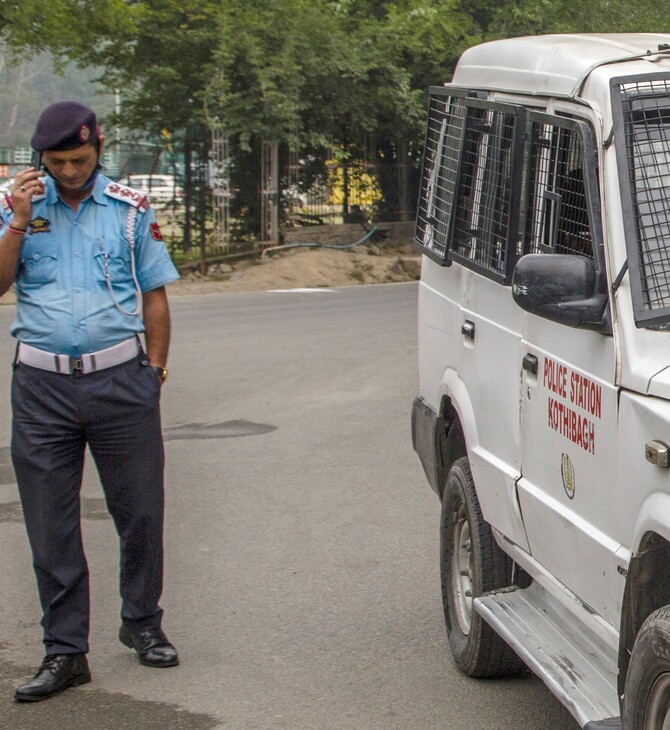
[19,239,59,285]
[94,247,133,287]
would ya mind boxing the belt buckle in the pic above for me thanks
[71,358,83,372]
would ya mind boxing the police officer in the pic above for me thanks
[0,101,181,702]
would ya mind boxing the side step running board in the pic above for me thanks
[474,582,621,729]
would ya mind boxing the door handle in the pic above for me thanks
[461,320,475,340]
[523,354,538,375]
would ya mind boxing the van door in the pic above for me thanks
[415,89,530,550]
[515,113,622,625]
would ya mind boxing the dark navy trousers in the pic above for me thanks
[11,354,165,655]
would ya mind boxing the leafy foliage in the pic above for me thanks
[0,0,482,150]
[1,0,669,241]
[471,0,668,37]
[208,0,482,149]
[2,0,669,146]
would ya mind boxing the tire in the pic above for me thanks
[440,456,523,677]
[623,605,670,729]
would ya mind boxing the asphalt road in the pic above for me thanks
[0,283,577,729]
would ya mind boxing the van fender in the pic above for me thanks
[618,493,670,699]
[630,492,670,552]
[439,367,480,456]
[412,368,476,499]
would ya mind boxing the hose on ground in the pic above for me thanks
[260,225,379,258]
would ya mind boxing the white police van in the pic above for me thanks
[411,34,670,729]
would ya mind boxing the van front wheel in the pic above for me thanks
[440,457,522,677]
[624,606,670,729]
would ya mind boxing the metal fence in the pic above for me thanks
[0,135,420,261]
[210,133,420,248]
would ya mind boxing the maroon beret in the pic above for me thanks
[31,101,100,152]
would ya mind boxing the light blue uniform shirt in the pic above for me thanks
[0,174,179,357]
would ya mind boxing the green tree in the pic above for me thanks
[3,0,669,147]
[208,0,481,146]
[206,0,484,221]
[3,0,668,240]
[471,0,668,37]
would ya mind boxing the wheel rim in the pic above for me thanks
[645,672,670,729]
[451,500,473,635]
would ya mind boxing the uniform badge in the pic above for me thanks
[104,182,150,212]
[79,124,91,142]
[150,222,163,241]
[29,217,51,234]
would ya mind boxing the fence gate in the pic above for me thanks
[211,127,231,249]
[261,141,279,243]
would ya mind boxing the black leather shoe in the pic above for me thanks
[119,623,179,667]
[15,653,91,702]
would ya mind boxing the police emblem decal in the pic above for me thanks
[78,124,90,143]
[29,217,51,234]
[561,453,575,500]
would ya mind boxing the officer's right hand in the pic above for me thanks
[11,167,44,228]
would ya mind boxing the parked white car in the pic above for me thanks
[117,174,183,205]
[412,33,670,729]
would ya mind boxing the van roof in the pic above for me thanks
[452,33,670,98]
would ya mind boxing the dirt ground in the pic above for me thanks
[0,240,421,305]
[167,239,421,296]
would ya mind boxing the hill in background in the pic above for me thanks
[0,48,114,148]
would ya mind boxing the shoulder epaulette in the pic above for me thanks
[104,182,150,212]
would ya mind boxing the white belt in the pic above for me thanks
[17,337,140,375]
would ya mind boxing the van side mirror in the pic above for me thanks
[512,254,610,332]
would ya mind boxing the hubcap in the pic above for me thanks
[451,500,473,635]
[645,672,670,729]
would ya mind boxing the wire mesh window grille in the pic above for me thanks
[415,90,520,278]
[618,78,670,315]
[525,118,594,259]
[450,105,516,275]
[415,93,466,261]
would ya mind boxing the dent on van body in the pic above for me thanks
[438,365,530,552]
[618,390,670,551]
